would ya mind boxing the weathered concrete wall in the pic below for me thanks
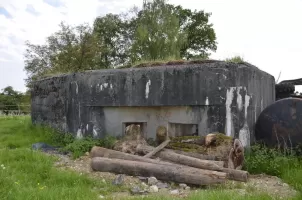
[31,60,275,147]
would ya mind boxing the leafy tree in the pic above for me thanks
[130,0,187,62]
[93,8,139,67]
[48,22,102,72]
[24,22,102,88]
[24,43,52,87]
[92,0,217,65]
[94,14,128,67]
[173,5,217,59]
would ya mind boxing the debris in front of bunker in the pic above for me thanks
[112,174,125,185]
[156,182,169,189]
[137,176,148,181]
[170,189,180,195]
[147,177,158,185]
[90,126,249,187]
[130,185,149,195]
[32,142,71,156]
[179,183,187,189]
[32,142,57,151]
[141,182,148,189]
[113,124,148,154]
[149,185,159,193]
[156,126,168,145]
[146,138,157,147]
[47,138,297,199]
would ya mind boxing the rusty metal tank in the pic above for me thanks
[255,97,302,148]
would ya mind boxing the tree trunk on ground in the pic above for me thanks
[173,150,218,161]
[91,157,227,186]
[90,146,173,165]
[136,144,248,182]
[91,146,223,168]
[137,144,222,170]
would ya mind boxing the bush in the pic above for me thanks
[62,136,117,159]
[50,131,75,147]
[243,144,301,176]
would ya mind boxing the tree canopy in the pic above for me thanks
[24,0,217,88]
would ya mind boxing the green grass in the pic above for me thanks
[113,191,273,200]
[0,116,125,200]
[0,116,57,149]
[1,115,302,199]
[0,115,116,159]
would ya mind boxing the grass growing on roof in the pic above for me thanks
[225,56,245,63]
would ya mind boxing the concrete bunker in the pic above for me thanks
[31,60,275,147]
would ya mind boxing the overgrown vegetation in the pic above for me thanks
[243,144,302,176]
[61,135,117,159]
[41,126,117,159]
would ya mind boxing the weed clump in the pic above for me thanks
[61,136,117,159]
[243,144,301,177]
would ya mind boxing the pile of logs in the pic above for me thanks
[89,125,249,186]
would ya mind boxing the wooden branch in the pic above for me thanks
[143,139,170,158]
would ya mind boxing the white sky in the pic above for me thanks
[0,0,302,92]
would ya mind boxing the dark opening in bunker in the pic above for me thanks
[168,123,199,137]
[123,122,147,138]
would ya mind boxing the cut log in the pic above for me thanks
[90,146,172,165]
[91,157,227,186]
[143,139,170,158]
[90,146,230,181]
[169,133,233,147]
[136,144,248,182]
[173,150,218,161]
[91,146,223,168]
[137,144,222,170]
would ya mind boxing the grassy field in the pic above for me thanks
[0,115,302,200]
